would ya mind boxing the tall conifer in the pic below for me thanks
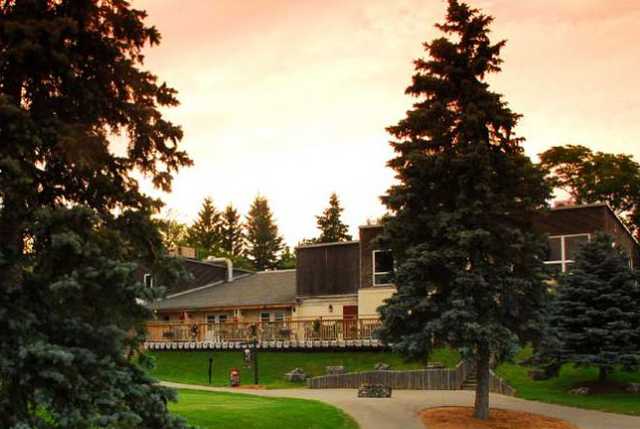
[376,0,550,419]
[0,1,191,426]
[316,193,352,243]
[244,196,284,271]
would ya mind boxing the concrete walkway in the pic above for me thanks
[162,381,640,429]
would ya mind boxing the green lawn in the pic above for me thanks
[170,389,358,429]
[496,348,640,416]
[148,349,459,388]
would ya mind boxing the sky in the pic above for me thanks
[131,0,640,246]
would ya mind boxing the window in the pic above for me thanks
[260,312,271,323]
[544,234,590,273]
[143,273,154,288]
[274,312,285,322]
[373,249,394,285]
[207,314,228,324]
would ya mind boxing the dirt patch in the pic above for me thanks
[233,384,267,390]
[571,380,628,395]
[420,407,579,429]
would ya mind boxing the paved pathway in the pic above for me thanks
[162,381,640,429]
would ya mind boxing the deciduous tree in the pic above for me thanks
[376,0,550,419]
[539,145,640,238]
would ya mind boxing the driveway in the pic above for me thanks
[161,382,640,429]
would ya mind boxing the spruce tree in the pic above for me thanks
[376,0,550,419]
[244,196,284,271]
[315,193,352,243]
[187,197,222,258]
[278,246,297,269]
[543,233,640,382]
[221,204,244,256]
[0,1,191,426]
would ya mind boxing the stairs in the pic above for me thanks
[461,373,477,391]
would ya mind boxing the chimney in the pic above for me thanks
[206,257,233,282]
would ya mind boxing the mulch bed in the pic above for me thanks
[420,407,579,429]
[572,380,629,395]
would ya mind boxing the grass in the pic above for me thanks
[148,349,460,388]
[170,389,358,429]
[496,348,640,416]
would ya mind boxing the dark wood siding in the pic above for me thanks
[359,225,384,289]
[532,205,606,236]
[296,243,360,296]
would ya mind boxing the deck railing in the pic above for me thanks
[145,317,383,344]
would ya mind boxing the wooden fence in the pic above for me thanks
[146,317,382,344]
[308,360,516,396]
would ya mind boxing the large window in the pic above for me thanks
[260,312,271,323]
[143,273,154,289]
[373,249,394,286]
[545,234,590,273]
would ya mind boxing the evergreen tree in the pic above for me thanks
[221,204,244,256]
[187,197,222,258]
[376,0,550,419]
[541,233,640,382]
[0,1,191,426]
[315,193,352,243]
[244,196,284,271]
[278,246,297,269]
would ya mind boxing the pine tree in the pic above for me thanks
[542,233,640,382]
[0,2,190,426]
[244,196,284,271]
[187,197,222,258]
[376,0,550,419]
[315,193,352,243]
[278,246,297,269]
[221,204,244,256]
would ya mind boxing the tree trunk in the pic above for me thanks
[598,366,608,383]
[473,345,491,420]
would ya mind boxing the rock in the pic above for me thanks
[284,368,307,382]
[357,384,392,398]
[326,365,346,375]
[374,362,391,371]
[627,383,640,394]
[528,369,549,381]
[568,387,590,395]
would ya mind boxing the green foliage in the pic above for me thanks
[170,390,359,429]
[539,233,640,382]
[0,1,191,426]
[497,347,640,416]
[277,246,297,269]
[157,217,189,251]
[539,145,640,238]
[220,204,244,256]
[244,196,284,271]
[315,193,352,243]
[187,197,223,258]
[147,349,460,389]
[376,0,550,418]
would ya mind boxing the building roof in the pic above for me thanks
[150,270,296,311]
[167,258,253,295]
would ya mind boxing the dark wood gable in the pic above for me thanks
[296,242,360,297]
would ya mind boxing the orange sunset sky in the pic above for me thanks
[132,0,640,246]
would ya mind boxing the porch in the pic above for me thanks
[144,317,384,350]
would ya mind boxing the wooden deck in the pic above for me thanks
[145,317,385,350]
